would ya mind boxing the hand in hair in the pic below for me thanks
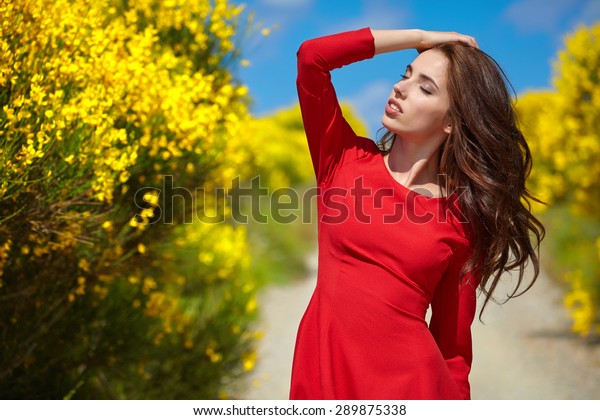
[418,30,479,52]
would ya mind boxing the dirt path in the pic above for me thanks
[470,266,600,399]
[243,254,600,399]
[243,253,318,400]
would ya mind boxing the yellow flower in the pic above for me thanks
[143,191,159,205]
[245,298,257,314]
[242,351,257,371]
[75,276,86,295]
[78,258,90,272]
[205,342,223,363]
[144,277,161,295]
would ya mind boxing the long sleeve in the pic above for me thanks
[428,253,480,400]
[296,28,375,184]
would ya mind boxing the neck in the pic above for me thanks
[385,134,445,196]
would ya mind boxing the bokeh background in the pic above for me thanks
[0,0,598,399]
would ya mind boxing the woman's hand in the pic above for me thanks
[417,30,478,52]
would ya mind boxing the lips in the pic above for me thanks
[385,98,403,116]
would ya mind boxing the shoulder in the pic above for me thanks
[355,136,382,158]
[341,136,383,170]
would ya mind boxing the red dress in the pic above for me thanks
[289,28,480,400]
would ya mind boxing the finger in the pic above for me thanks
[467,36,479,49]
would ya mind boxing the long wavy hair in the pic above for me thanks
[378,42,546,317]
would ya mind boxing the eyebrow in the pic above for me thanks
[406,64,439,90]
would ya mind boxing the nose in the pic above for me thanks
[393,80,406,99]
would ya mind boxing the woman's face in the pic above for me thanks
[382,49,452,143]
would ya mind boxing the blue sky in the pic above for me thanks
[235,0,600,137]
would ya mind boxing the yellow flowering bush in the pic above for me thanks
[516,23,600,336]
[0,0,260,398]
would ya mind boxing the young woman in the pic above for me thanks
[290,28,545,400]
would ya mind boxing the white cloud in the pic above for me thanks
[244,0,313,33]
[502,0,594,33]
[342,79,392,138]
[329,0,411,34]
[579,0,600,25]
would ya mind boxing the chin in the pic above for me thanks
[381,116,398,134]
[381,114,391,130]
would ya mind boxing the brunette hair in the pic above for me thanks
[378,42,545,316]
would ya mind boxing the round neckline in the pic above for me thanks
[378,152,448,202]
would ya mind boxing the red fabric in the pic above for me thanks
[289,28,480,400]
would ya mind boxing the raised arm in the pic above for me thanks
[296,28,375,184]
[372,29,478,55]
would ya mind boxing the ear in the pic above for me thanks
[443,121,452,135]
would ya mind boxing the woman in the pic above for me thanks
[290,28,545,400]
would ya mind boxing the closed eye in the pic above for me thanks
[404,64,439,93]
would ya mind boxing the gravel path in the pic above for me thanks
[243,253,600,400]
